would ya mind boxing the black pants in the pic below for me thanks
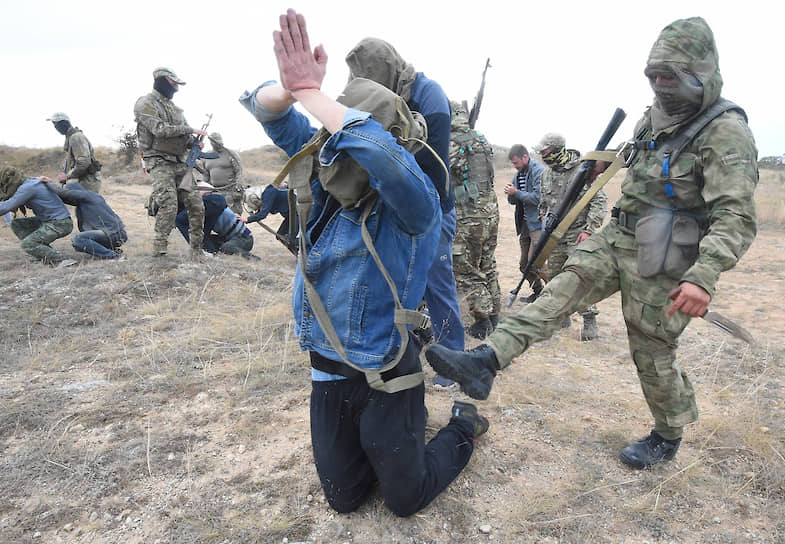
[309,335,475,517]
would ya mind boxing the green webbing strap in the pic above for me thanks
[279,139,426,394]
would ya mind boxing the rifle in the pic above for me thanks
[186,113,219,174]
[467,58,491,130]
[507,107,627,307]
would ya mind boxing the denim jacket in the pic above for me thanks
[240,87,441,373]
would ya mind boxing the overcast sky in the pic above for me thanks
[2,0,783,159]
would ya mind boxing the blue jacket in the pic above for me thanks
[49,182,126,237]
[0,178,71,220]
[507,159,545,234]
[247,184,290,223]
[246,96,441,370]
[408,73,454,213]
[176,193,250,251]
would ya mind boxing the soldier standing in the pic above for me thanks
[47,112,102,193]
[134,67,206,259]
[426,17,758,469]
[536,133,607,340]
[449,101,501,340]
[201,132,245,214]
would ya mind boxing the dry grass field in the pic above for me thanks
[1,145,783,544]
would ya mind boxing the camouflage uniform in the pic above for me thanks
[63,127,101,193]
[134,68,204,256]
[450,103,501,328]
[486,18,758,441]
[538,145,607,322]
[201,133,245,214]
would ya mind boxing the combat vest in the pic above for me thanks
[135,92,192,157]
[619,98,747,279]
[451,130,494,205]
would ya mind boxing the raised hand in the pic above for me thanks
[273,9,327,92]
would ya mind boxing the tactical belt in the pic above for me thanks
[611,207,640,231]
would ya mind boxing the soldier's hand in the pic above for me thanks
[56,173,67,183]
[587,161,610,186]
[193,129,207,137]
[576,231,591,244]
[667,282,711,318]
[273,9,327,92]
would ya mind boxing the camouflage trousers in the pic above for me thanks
[148,159,204,254]
[546,241,599,319]
[77,173,101,193]
[453,197,501,319]
[488,222,698,440]
[11,216,73,265]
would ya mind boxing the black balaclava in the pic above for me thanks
[153,76,177,99]
[54,120,72,135]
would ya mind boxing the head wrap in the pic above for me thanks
[345,38,418,102]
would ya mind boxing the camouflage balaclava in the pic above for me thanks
[316,77,427,209]
[645,16,722,132]
[345,38,418,103]
[0,165,26,207]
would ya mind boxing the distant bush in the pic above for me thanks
[114,128,139,165]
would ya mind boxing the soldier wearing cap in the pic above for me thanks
[200,132,245,214]
[449,100,501,340]
[535,132,607,341]
[47,112,102,193]
[133,67,207,259]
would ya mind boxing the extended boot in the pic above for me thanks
[450,401,489,440]
[466,316,494,340]
[489,313,499,328]
[425,344,499,400]
[581,314,599,341]
[619,430,681,469]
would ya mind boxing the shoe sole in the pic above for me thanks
[619,449,677,469]
[425,346,493,401]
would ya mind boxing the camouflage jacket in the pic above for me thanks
[63,127,97,180]
[539,149,607,244]
[615,17,758,295]
[202,147,244,188]
[133,89,194,161]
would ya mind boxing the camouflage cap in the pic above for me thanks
[208,132,223,145]
[152,67,185,85]
[46,112,70,123]
[534,132,566,153]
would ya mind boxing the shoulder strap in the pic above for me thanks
[658,98,746,174]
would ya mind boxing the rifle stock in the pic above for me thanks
[507,108,626,307]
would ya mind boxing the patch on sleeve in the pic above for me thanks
[719,153,751,168]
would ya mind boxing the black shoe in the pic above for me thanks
[425,344,498,400]
[489,314,499,328]
[466,317,493,340]
[413,325,434,345]
[619,430,681,469]
[451,401,489,439]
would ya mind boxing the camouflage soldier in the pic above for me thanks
[47,112,102,193]
[449,101,501,340]
[201,132,245,214]
[425,17,758,470]
[536,133,608,340]
[134,67,207,258]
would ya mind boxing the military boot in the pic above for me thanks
[466,316,494,340]
[450,401,489,440]
[560,315,572,329]
[581,314,599,341]
[619,430,681,469]
[489,314,499,328]
[425,344,499,400]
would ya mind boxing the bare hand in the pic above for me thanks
[57,173,67,182]
[576,231,591,244]
[40,175,54,183]
[503,183,516,196]
[193,129,208,137]
[273,9,327,92]
[667,282,711,317]
[587,160,610,186]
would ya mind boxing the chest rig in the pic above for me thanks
[452,130,494,205]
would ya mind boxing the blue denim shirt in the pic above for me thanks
[240,86,441,379]
[0,178,71,220]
